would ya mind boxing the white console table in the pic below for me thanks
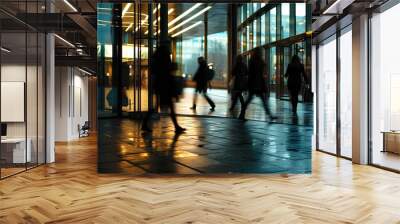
[1,138,32,163]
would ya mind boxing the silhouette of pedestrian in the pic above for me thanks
[239,49,277,120]
[190,57,216,111]
[285,55,308,116]
[229,55,248,111]
[142,45,185,133]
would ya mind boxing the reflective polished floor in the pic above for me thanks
[99,88,313,174]
[175,88,313,126]
[98,118,312,174]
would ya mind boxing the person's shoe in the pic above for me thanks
[175,126,186,133]
[210,105,215,112]
[238,113,246,121]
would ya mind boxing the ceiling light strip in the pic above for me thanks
[169,6,211,33]
[54,34,75,48]
[168,3,202,27]
[153,8,175,25]
[125,23,133,32]
[63,0,78,12]
[122,3,132,17]
[152,4,161,14]
[172,21,203,38]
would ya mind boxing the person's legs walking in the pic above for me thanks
[230,91,239,111]
[259,93,277,120]
[203,93,215,111]
[239,93,254,120]
[169,99,185,132]
[289,89,299,115]
[239,92,245,107]
[142,109,154,132]
[191,90,198,110]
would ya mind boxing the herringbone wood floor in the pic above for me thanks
[1,135,400,223]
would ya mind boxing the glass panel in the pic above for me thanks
[339,28,352,158]
[207,4,228,87]
[270,8,277,42]
[247,25,251,50]
[253,19,257,47]
[281,3,290,39]
[295,3,306,35]
[177,28,205,81]
[97,3,115,117]
[253,3,260,13]
[1,26,28,177]
[371,4,400,170]
[38,32,46,165]
[241,26,247,52]
[27,30,38,169]
[317,36,337,154]
[261,13,266,45]
[269,47,277,86]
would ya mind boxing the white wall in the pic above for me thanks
[1,63,46,164]
[55,67,89,141]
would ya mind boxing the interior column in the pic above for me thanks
[352,14,369,164]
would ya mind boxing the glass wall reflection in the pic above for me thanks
[0,0,46,179]
[317,35,337,154]
[371,3,400,171]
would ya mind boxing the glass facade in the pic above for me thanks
[237,3,311,99]
[295,4,306,35]
[98,3,230,118]
[0,0,47,179]
[175,4,228,88]
[315,25,353,158]
[317,35,337,155]
[339,28,352,158]
[281,3,290,39]
[371,3,400,171]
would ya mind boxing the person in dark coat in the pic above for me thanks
[285,55,308,116]
[142,45,185,133]
[239,49,277,120]
[190,56,216,111]
[229,55,248,111]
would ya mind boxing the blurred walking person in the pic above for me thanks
[190,57,216,111]
[285,55,308,116]
[239,49,277,120]
[229,55,248,111]
[142,45,185,133]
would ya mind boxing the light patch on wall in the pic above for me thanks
[103,44,148,59]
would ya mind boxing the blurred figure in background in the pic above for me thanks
[142,45,185,133]
[191,57,216,112]
[285,55,308,116]
[239,48,277,121]
[229,55,248,111]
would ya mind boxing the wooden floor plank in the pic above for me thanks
[0,135,400,223]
